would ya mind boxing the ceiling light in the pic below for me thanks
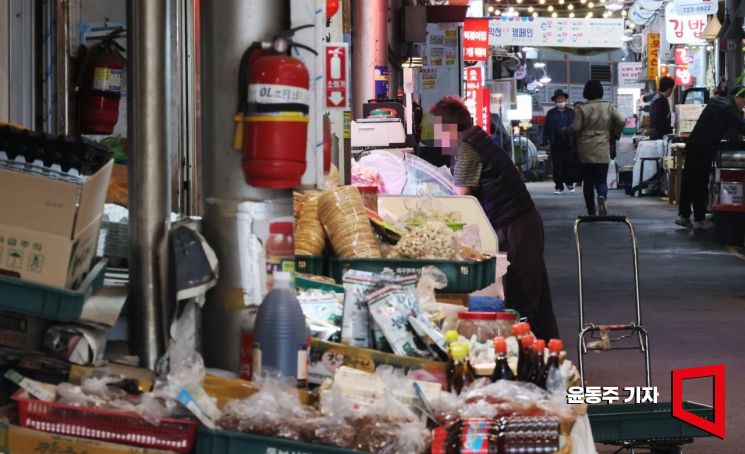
[580,0,586,4]
[516,0,523,3]
[528,6,535,12]
[552,11,558,17]
[540,0,546,4]
[569,11,575,17]
[534,61,546,68]
[621,9,627,15]
[568,4,574,9]
[539,75,552,84]
[488,5,494,12]
[606,2,623,10]
[548,5,554,11]
[559,0,565,4]
[532,11,539,16]
[586,11,593,17]
[588,2,594,7]
[494,8,501,15]
[628,21,635,28]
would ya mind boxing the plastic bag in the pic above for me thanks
[417,266,448,309]
[298,289,343,341]
[56,383,93,407]
[392,221,458,259]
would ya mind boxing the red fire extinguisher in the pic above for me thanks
[77,29,127,135]
[234,25,316,189]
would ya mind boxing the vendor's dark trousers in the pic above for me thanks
[551,150,566,190]
[496,208,560,341]
[581,163,609,215]
[678,150,712,222]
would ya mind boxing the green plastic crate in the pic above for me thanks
[196,427,365,454]
[329,257,495,293]
[0,258,107,322]
[295,255,327,276]
[588,401,714,443]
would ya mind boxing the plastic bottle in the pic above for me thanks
[252,271,309,387]
[444,330,459,390]
[512,322,530,377]
[265,221,295,291]
[448,343,474,395]
[517,333,535,381]
[539,339,563,390]
[490,336,515,382]
[527,339,546,385]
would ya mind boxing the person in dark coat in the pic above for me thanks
[543,89,577,194]
[648,76,674,140]
[429,96,559,341]
[676,87,745,229]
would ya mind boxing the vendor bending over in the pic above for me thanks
[430,96,559,341]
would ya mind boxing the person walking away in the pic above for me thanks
[430,96,559,341]
[564,80,626,216]
[676,87,745,229]
[543,89,576,194]
[648,76,674,140]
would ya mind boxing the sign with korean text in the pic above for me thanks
[675,0,718,16]
[324,43,348,109]
[647,33,660,80]
[463,18,490,61]
[478,88,491,133]
[665,4,706,45]
[488,17,624,48]
[674,46,694,86]
[464,67,485,129]
[618,62,643,87]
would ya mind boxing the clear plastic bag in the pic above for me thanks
[392,221,458,259]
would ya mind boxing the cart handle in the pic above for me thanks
[576,215,628,223]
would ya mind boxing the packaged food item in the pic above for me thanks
[298,290,343,341]
[456,311,517,342]
[295,195,327,256]
[318,186,381,258]
[366,285,423,357]
[431,417,561,454]
[265,221,295,290]
[356,186,379,211]
[341,270,384,348]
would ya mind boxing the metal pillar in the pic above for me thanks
[55,0,70,134]
[352,0,388,119]
[127,0,170,370]
[200,0,289,371]
[724,0,743,92]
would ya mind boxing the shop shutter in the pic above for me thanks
[590,64,612,82]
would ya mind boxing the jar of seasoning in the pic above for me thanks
[356,186,379,212]
[456,312,517,342]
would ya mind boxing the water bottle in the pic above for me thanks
[252,271,309,386]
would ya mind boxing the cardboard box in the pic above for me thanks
[0,311,49,350]
[0,422,175,454]
[0,160,113,288]
[309,339,447,389]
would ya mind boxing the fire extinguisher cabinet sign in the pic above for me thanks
[324,43,349,109]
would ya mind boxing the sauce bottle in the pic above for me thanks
[444,330,459,390]
[517,334,535,381]
[448,343,474,395]
[527,339,546,386]
[512,322,530,377]
[539,339,564,390]
[491,336,515,382]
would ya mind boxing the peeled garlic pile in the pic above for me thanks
[392,221,457,259]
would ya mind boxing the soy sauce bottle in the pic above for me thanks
[448,343,475,395]
[527,339,546,386]
[539,339,564,390]
[490,336,515,382]
[517,334,535,381]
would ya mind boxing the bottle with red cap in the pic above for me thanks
[539,339,564,390]
[517,333,535,381]
[527,339,546,385]
[512,322,530,378]
[265,221,295,291]
[490,336,515,382]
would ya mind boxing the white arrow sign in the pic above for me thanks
[328,91,344,106]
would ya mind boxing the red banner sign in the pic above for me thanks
[463,18,490,61]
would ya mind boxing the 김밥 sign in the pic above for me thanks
[463,18,490,61]
[665,3,706,45]
[674,46,694,86]
[488,17,624,48]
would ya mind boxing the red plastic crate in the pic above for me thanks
[12,390,198,452]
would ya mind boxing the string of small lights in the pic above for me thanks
[485,0,632,19]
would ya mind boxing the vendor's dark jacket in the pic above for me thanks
[649,92,672,139]
[686,96,745,157]
[464,126,535,229]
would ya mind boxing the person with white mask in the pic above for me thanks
[542,89,579,194]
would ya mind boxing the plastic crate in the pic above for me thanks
[13,389,198,452]
[588,401,714,443]
[329,256,496,293]
[295,255,327,276]
[0,258,106,322]
[196,427,365,454]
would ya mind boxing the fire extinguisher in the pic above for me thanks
[76,29,127,135]
[234,25,316,189]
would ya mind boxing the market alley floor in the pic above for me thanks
[530,182,744,454]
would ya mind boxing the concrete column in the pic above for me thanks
[352,0,388,118]
[127,0,170,370]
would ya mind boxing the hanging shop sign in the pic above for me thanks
[647,32,661,80]
[324,43,348,109]
[618,62,644,87]
[674,0,717,16]
[478,88,491,133]
[464,67,488,130]
[665,3,706,45]
[674,46,695,86]
[488,17,624,48]
[463,18,490,61]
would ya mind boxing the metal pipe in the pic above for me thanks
[352,0,388,118]
[127,0,170,370]
[55,0,69,133]
[200,0,288,372]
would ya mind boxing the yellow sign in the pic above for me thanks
[648,33,661,81]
